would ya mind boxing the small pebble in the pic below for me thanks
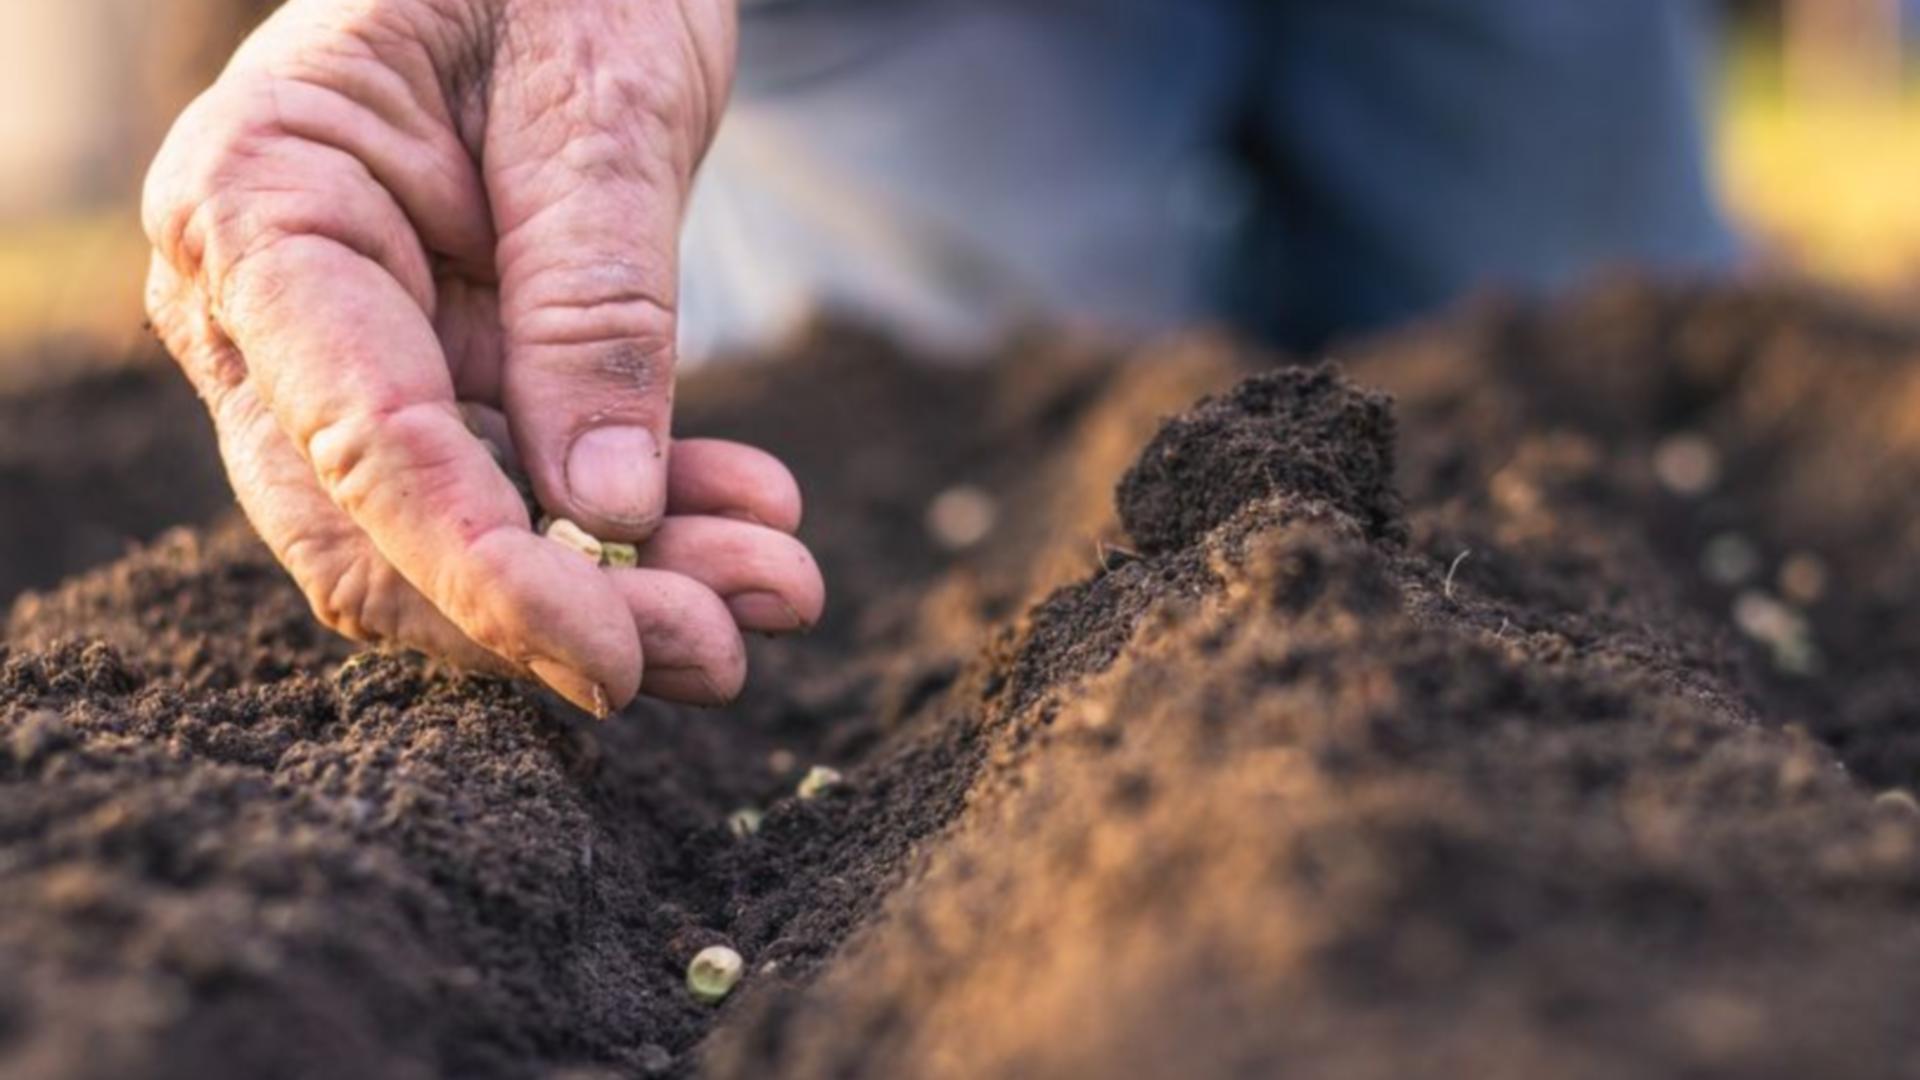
[926,485,999,551]
[687,946,744,1004]
[1701,533,1761,587]
[1654,433,1721,497]
[767,749,797,776]
[636,1044,674,1076]
[797,765,843,800]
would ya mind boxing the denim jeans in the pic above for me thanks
[680,0,1735,359]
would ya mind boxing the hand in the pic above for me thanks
[143,0,823,715]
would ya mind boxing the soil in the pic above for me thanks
[5,280,1920,1078]
[0,350,227,605]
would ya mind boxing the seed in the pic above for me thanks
[1732,590,1821,675]
[1779,552,1828,606]
[1653,433,1720,497]
[926,485,998,551]
[542,517,604,563]
[1874,789,1920,816]
[728,808,764,838]
[687,946,744,1004]
[1733,590,1799,643]
[601,542,640,569]
[796,765,843,800]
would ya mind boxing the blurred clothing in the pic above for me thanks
[681,0,1736,360]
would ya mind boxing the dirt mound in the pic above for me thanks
[6,282,1920,1078]
[1118,364,1403,553]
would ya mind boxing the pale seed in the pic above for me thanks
[542,518,604,563]
[728,808,764,838]
[687,946,744,1004]
[796,765,843,800]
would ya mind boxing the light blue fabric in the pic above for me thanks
[680,0,1736,359]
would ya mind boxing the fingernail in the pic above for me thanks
[727,591,805,633]
[529,658,611,720]
[647,666,732,708]
[566,425,664,529]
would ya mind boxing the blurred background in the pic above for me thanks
[0,0,275,386]
[0,0,1918,376]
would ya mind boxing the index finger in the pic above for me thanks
[218,232,643,714]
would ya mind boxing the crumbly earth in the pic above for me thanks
[6,282,1920,1079]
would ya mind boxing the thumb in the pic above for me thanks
[487,7,731,541]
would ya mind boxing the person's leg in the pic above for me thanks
[680,0,1250,361]
[1244,0,1738,350]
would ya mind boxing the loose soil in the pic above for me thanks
[5,280,1920,1078]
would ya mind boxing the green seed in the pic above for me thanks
[796,765,843,800]
[687,946,744,1004]
[542,517,604,563]
[728,807,764,838]
[602,542,640,569]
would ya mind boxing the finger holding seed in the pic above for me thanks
[625,516,826,635]
[610,569,749,707]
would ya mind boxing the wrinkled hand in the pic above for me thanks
[143,0,823,715]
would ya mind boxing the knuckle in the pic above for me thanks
[282,534,376,642]
[513,268,679,368]
[215,232,286,321]
[552,126,647,187]
[141,95,218,252]
[144,88,278,274]
[142,270,191,352]
[304,399,455,517]
[591,62,677,127]
[429,525,527,656]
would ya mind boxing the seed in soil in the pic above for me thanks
[1874,790,1920,816]
[927,485,999,551]
[1653,433,1721,497]
[688,946,744,1005]
[1779,552,1828,605]
[797,765,843,800]
[1731,590,1820,675]
[728,808,764,838]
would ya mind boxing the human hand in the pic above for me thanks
[144,0,823,715]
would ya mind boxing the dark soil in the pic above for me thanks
[5,281,1920,1078]
[0,352,227,605]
